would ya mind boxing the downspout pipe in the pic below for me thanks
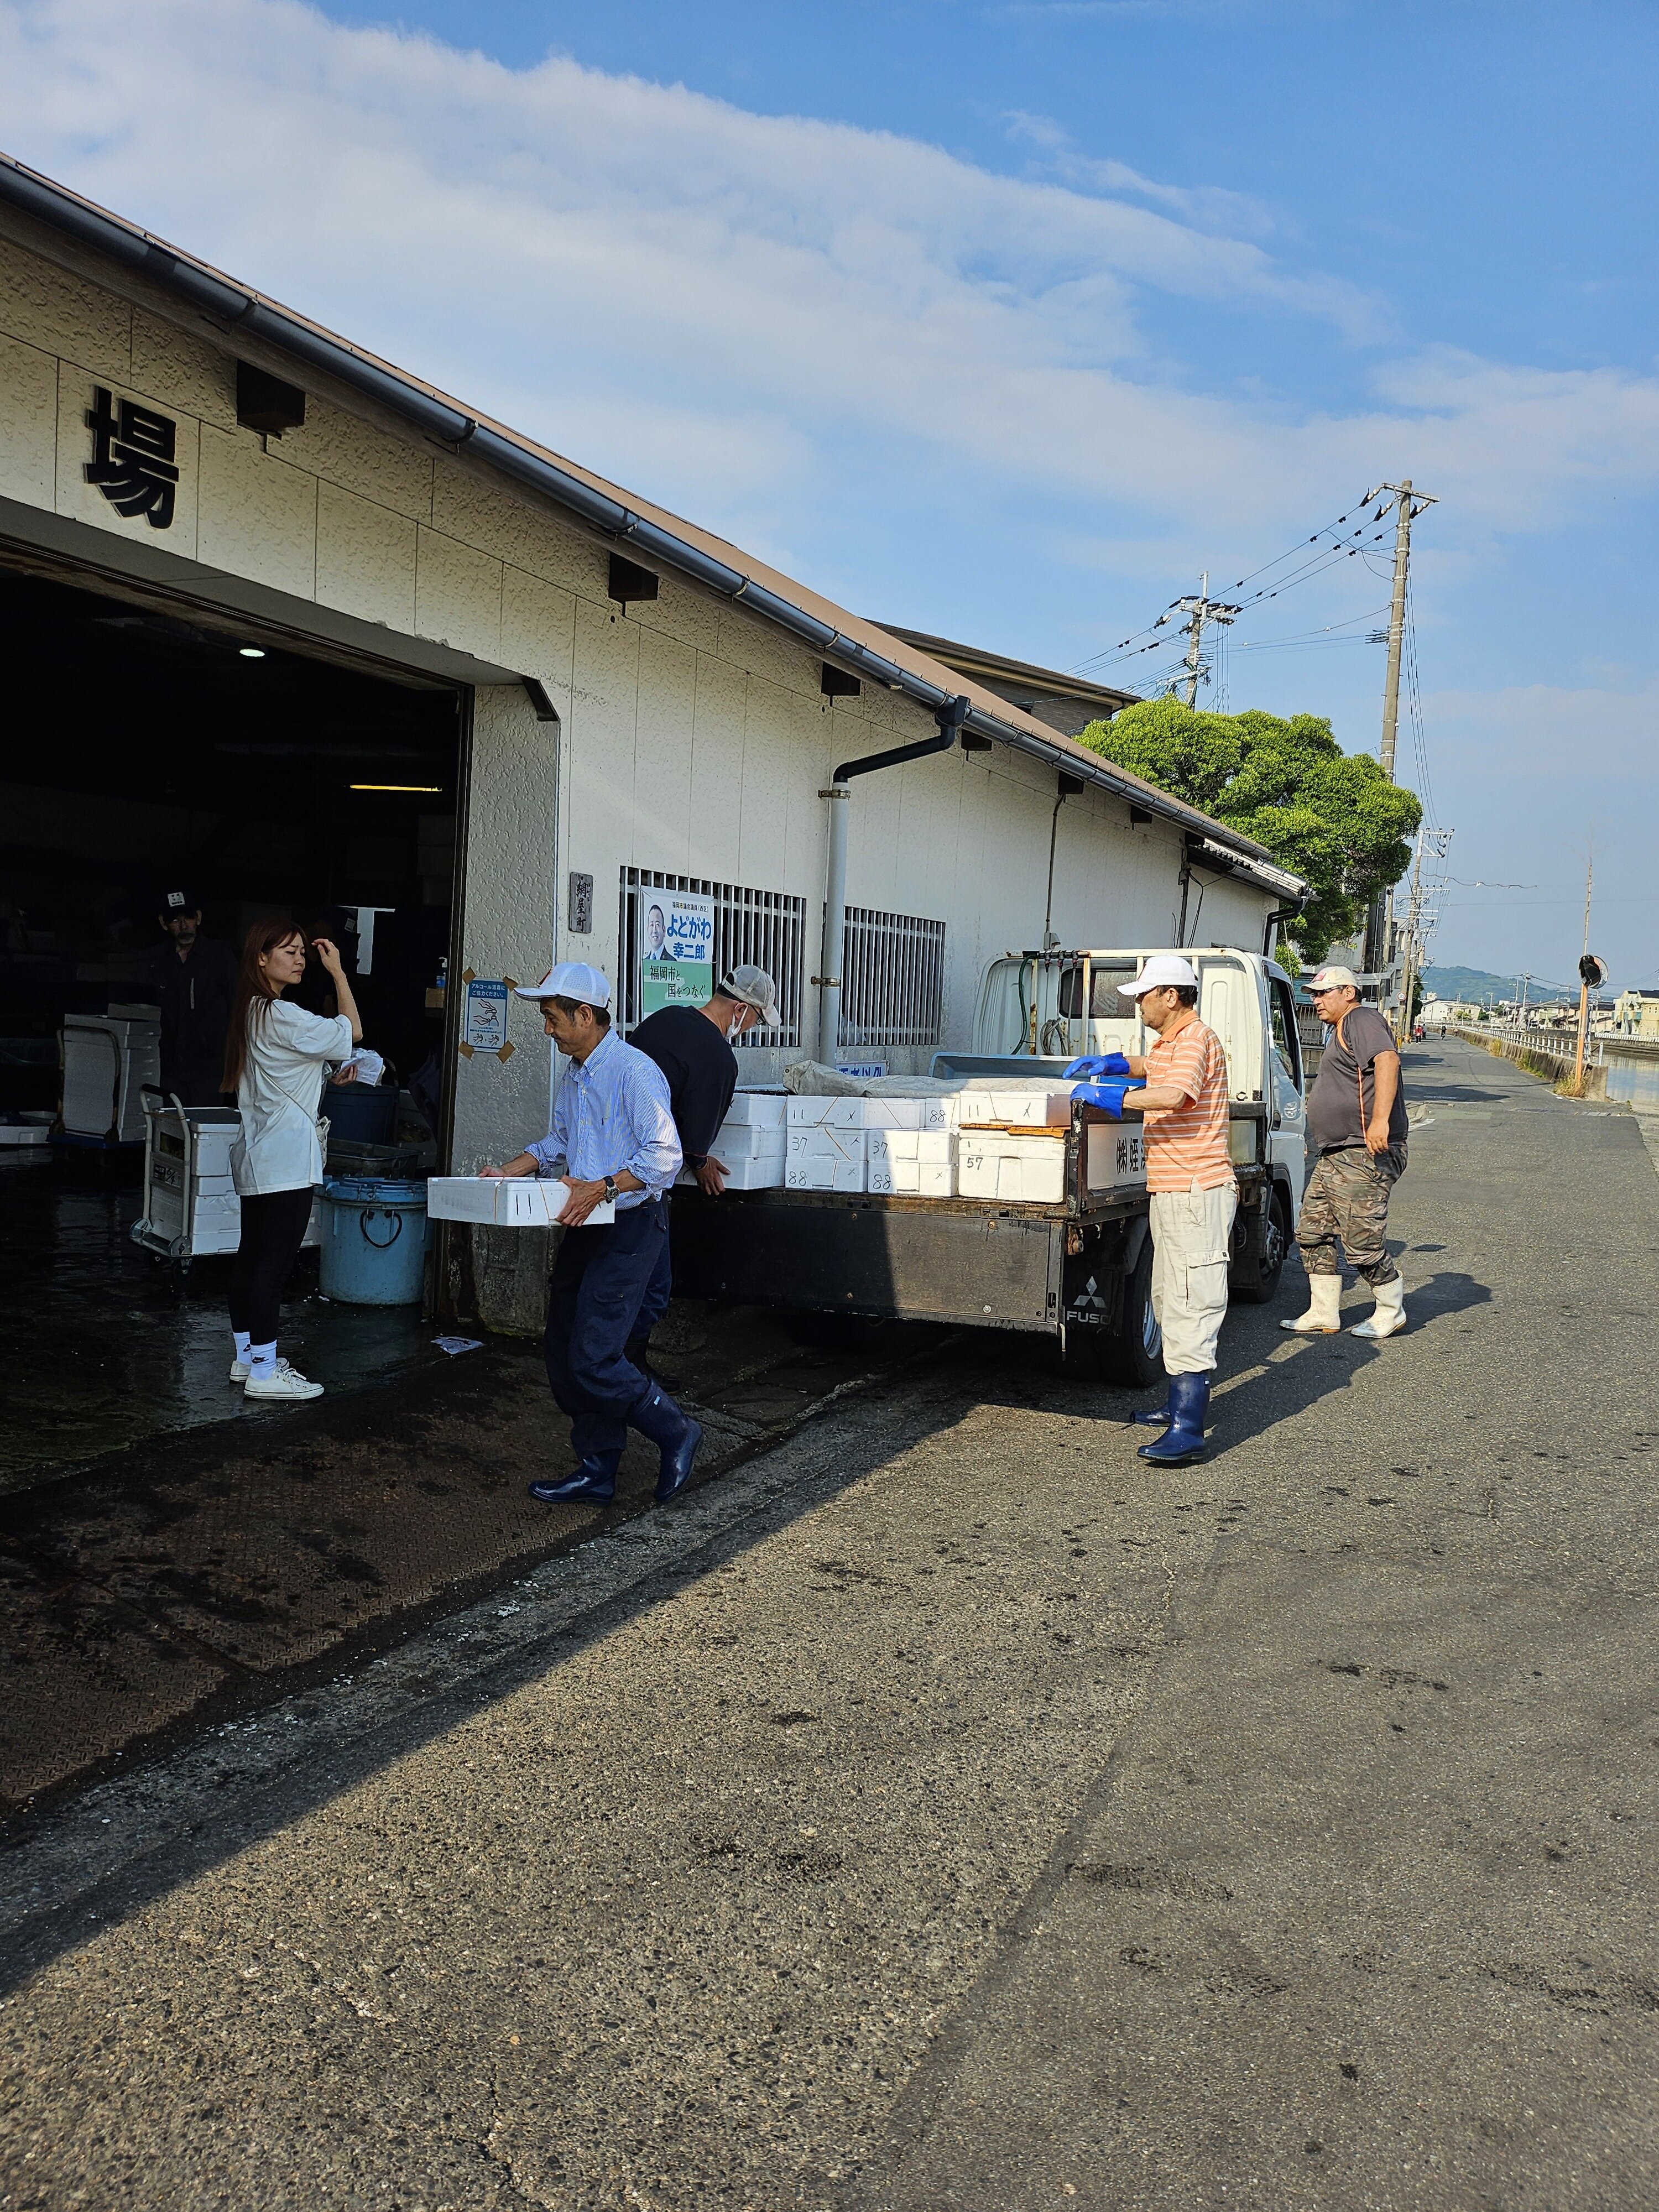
[1262,894,1307,961]
[816,696,970,1062]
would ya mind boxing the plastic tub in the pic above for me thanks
[322,1082,399,1147]
[319,1177,429,1305]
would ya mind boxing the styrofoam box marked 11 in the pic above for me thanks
[426,1178,616,1227]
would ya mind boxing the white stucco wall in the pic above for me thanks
[0,227,1285,1330]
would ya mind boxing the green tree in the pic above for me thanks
[1076,698,1421,964]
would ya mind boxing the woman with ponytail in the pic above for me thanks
[223,921,362,1400]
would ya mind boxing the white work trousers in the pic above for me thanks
[1150,1181,1238,1376]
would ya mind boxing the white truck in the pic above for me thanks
[669,946,1307,1386]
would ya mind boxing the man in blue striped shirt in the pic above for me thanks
[483,963,701,1506]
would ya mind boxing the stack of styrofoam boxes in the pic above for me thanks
[708,1092,788,1188]
[857,1097,956,1197]
[785,1095,866,1191]
[956,1086,1076,1206]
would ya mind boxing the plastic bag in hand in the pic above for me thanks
[1064,1052,1131,1080]
[1071,1079,1131,1119]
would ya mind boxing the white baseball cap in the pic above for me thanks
[719,964,781,1025]
[1119,953,1199,998]
[513,961,613,1006]
[1308,964,1359,993]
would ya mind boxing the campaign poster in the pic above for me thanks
[640,890,715,1016]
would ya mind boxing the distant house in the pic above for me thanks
[877,627,1136,739]
[1613,988,1659,1040]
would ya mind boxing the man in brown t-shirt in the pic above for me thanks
[1282,965,1408,1339]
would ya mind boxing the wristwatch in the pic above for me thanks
[602,1175,618,1204]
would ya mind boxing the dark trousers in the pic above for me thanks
[632,1207,674,1341]
[228,1187,314,1343]
[543,1202,668,1459]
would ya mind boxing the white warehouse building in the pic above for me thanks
[0,156,1302,1332]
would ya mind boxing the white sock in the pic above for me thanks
[233,1332,251,1363]
[249,1341,278,1376]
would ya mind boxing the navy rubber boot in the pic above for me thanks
[631,1383,705,1503]
[1130,1397,1173,1428]
[529,1452,620,1505]
[1136,1374,1210,1465]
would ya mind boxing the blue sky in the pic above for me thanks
[2,0,1655,988]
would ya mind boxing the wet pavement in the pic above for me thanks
[0,1155,433,1493]
[1,1044,1655,2211]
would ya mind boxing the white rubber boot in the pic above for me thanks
[1279,1273,1343,1334]
[1349,1276,1407,1340]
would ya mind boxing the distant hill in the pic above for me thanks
[1421,964,1575,1008]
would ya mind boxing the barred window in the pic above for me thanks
[619,868,806,1050]
[839,906,946,1050]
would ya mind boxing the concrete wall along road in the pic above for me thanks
[0,224,1280,1334]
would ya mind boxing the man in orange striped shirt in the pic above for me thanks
[1117,954,1236,1465]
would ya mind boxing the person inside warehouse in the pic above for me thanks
[140,888,238,1104]
[483,963,701,1509]
[625,963,781,1387]
[1068,953,1236,1465]
[223,921,361,1402]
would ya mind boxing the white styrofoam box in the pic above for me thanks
[786,1124,863,1170]
[786,1156,835,1190]
[826,1096,928,1130]
[786,1095,837,1127]
[831,1158,863,1192]
[1085,1123,1149,1192]
[426,1177,616,1227]
[958,1087,1075,1128]
[917,1131,954,1166]
[893,1156,956,1197]
[711,1123,788,1162]
[725,1092,787,1130]
[958,1131,1068,1204]
[868,1155,894,1194]
[62,1014,162,1141]
[721,1155,787,1190]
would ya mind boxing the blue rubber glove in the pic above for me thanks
[1064,1052,1131,1079]
[1072,1079,1131,1119]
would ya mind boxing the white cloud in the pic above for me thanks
[0,0,1655,558]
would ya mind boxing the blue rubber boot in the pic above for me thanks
[631,1383,705,1504]
[529,1452,620,1505]
[1131,1394,1172,1428]
[1136,1374,1209,1465]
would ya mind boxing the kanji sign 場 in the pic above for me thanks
[85,388,179,529]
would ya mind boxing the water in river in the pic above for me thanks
[1602,1048,1659,1114]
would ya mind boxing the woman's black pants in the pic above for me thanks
[228,1188,314,1344]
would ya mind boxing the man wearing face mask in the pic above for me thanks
[142,888,238,1105]
[625,966,781,1386]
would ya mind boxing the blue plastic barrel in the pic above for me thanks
[319,1177,429,1305]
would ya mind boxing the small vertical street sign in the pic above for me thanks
[85,388,179,529]
[567,872,593,934]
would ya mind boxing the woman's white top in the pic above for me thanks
[232,999,353,1196]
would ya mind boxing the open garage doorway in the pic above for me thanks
[0,555,467,1491]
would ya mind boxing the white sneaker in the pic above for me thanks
[244,1359,325,1401]
[229,1360,250,1384]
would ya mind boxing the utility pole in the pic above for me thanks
[1518,973,1530,1030]
[1172,573,1240,708]
[1365,479,1438,982]
[1395,825,1452,1042]
[1573,846,1595,1094]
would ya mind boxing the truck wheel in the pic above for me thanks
[1231,1186,1292,1305]
[1098,1233,1162,1388]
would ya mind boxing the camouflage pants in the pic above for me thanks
[1296,1143,1407,1287]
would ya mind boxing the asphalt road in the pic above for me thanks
[2,1042,1655,2211]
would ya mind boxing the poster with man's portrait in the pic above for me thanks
[640,890,715,1016]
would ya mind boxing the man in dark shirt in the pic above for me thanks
[141,889,238,1104]
[1282,964,1409,1340]
[627,964,780,1378]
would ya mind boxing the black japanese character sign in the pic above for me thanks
[85,387,179,529]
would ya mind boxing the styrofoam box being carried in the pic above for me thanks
[958,1129,1069,1205]
[725,1092,789,1131]
[426,1177,616,1227]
